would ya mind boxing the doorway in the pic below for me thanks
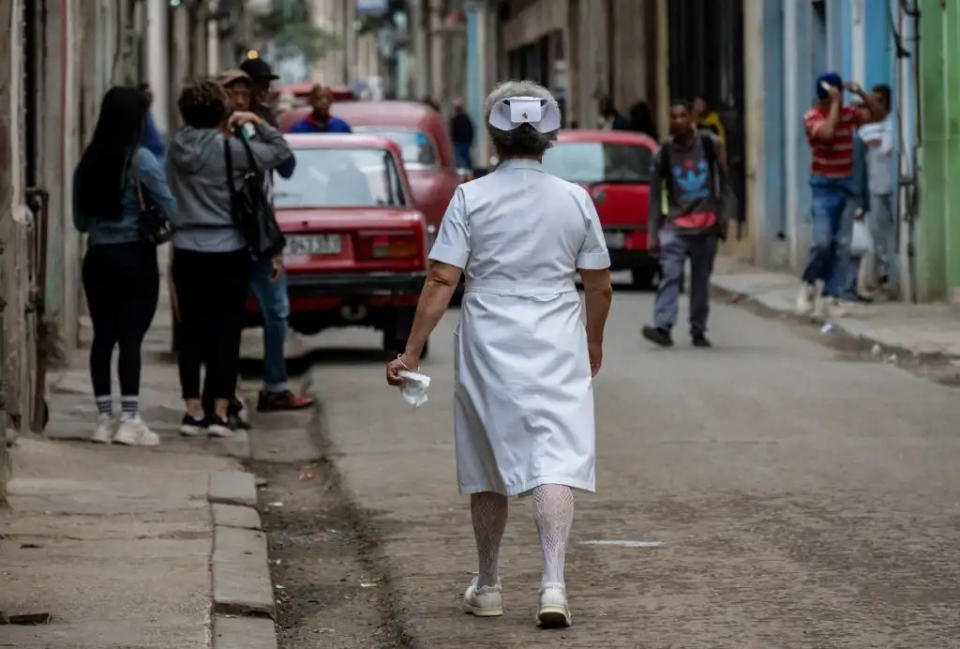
[668,0,745,224]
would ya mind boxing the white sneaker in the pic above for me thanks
[825,297,848,318]
[463,577,503,617]
[91,415,115,444]
[795,283,816,316]
[206,417,234,438]
[114,417,160,447]
[537,583,571,628]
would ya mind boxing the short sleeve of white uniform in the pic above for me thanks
[428,188,470,269]
[575,189,611,269]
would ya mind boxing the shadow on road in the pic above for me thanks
[240,347,391,380]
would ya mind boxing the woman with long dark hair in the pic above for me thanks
[74,86,177,446]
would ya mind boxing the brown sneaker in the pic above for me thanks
[257,390,314,412]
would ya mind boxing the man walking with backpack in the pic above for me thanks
[642,100,729,348]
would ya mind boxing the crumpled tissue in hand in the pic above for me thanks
[398,370,431,408]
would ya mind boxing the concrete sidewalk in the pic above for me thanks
[712,255,960,358]
[0,268,278,647]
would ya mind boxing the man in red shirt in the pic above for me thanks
[796,72,883,317]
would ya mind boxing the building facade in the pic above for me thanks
[0,0,236,496]
[742,1,904,281]
[740,0,960,304]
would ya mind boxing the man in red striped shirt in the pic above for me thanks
[796,72,883,317]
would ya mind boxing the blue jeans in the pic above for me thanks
[802,176,854,298]
[454,142,472,170]
[249,258,289,392]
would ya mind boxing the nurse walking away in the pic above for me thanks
[386,81,613,628]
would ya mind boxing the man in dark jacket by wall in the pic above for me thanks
[450,98,474,171]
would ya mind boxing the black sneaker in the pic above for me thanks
[227,412,251,431]
[179,413,207,437]
[642,325,674,347]
[228,397,251,430]
[692,333,712,348]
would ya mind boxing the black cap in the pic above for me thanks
[240,57,279,81]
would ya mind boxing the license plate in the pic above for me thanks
[604,231,625,249]
[285,234,342,256]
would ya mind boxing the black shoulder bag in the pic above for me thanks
[134,151,174,245]
[223,136,286,259]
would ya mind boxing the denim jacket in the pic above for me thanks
[73,147,178,246]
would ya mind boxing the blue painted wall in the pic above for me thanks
[763,0,786,237]
[465,3,483,151]
[864,4,892,87]
[750,0,907,270]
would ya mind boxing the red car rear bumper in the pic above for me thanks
[244,271,425,335]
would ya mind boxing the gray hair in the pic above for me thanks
[484,80,559,158]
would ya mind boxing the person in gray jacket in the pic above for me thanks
[167,79,292,437]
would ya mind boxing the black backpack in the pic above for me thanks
[223,136,286,260]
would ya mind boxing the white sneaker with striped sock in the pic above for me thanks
[92,414,115,444]
[114,417,160,447]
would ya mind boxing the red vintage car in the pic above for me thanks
[541,130,659,288]
[279,101,460,239]
[247,134,429,352]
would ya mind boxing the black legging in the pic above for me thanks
[82,243,160,397]
[172,248,250,402]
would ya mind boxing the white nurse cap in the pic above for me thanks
[488,96,561,133]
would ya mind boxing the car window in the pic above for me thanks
[275,148,406,208]
[542,142,652,184]
[352,127,439,168]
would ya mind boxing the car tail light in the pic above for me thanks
[355,232,420,260]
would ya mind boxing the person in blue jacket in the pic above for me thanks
[289,84,352,134]
[138,83,167,165]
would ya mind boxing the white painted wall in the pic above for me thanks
[895,1,915,302]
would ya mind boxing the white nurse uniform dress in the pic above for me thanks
[428,158,611,496]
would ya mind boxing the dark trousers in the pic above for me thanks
[653,230,718,335]
[82,243,160,397]
[454,141,472,170]
[172,248,250,402]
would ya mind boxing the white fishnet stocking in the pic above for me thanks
[471,492,508,588]
[532,484,575,588]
